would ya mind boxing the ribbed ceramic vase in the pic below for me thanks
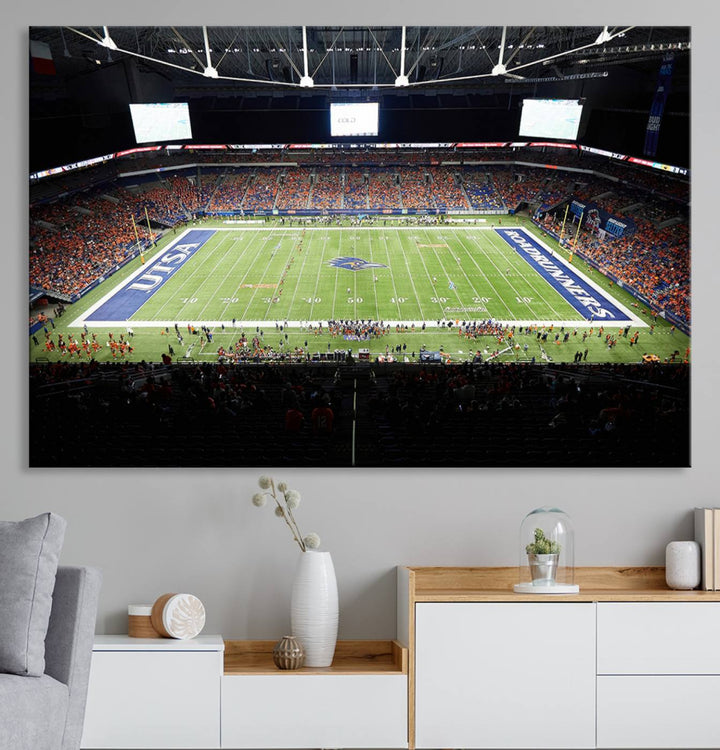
[290,550,338,667]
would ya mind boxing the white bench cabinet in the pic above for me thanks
[80,635,224,749]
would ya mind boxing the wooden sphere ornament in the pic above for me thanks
[150,592,206,639]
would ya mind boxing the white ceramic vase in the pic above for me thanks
[290,550,338,667]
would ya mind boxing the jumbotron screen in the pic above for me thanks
[519,99,584,141]
[330,102,379,137]
[129,102,192,145]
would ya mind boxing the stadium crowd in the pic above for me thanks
[29,359,689,468]
[30,152,690,323]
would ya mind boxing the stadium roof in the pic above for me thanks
[30,25,689,94]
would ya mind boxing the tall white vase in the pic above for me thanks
[290,550,338,667]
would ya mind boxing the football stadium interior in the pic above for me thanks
[29,25,690,467]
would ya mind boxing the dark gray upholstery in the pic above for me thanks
[0,566,102,750]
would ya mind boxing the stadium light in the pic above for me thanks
[60,27,71,58]
[491,26,507,76]
[395,25,409,86]
[201,26,218,79]
[595,27,612,45]
[100,26,117,50]
[299,26,314,87]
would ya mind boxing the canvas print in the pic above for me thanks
[29,26,690,467]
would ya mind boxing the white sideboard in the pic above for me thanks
[80,635,224,749]
[81,569,720,750]
[399,566,720,750]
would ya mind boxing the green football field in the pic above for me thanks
[31,216,690,365]
[84,223,601,325]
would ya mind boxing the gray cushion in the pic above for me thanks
[0,513,66,676]
[0,673,68,750]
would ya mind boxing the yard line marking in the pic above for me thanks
[399,230,440,319]
[384,230,406,319]
[218,231,277,320]
[258,233,297,320]
[329,230,343,320]
[288,229,321,316]
[307,232,329,322]
[424,229,473,313]
[451,231,516,319]
[367,232,381,322]
[429,229,486,310]
[397,233,429,321]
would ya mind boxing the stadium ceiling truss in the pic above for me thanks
[31,25,690,93]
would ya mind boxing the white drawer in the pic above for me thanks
[82,650,222,749]
[221,673,407,748]
[597,602,720,674]
[597,675,720,748]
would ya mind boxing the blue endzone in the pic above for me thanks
[494,228,630,322]
[86,229,216,321]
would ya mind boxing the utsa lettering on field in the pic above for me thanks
[128,243,199,292]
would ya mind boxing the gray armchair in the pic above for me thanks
[0,566,102,750]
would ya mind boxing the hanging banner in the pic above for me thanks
[644,54,674,158]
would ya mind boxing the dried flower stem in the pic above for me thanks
[251,475,320,552]
[269,479,306,551]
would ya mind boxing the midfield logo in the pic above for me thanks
[328,257,388,271]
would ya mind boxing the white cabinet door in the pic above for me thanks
[81,650,222,749]
[222,674,408,748]
[597,602,720,674]
[597,675,720,748]
[415,602,596,749]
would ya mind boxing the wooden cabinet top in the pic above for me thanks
[401,566,720,602]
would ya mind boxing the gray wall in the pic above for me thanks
[10,3,719,641]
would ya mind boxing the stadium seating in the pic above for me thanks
[29,148,690,324]
[29,360,689,468]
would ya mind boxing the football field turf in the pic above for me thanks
[31,216,688,366]
[76,223,640,330]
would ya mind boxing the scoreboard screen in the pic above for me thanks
[129,103,192,145]
[330,103,379,137]
[519,99,584,141]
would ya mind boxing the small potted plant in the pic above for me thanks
[525,528,561,584]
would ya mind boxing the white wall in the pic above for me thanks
[8,2,718,641]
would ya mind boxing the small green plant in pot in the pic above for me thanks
[526,528,561,584]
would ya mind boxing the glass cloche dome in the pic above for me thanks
[514,506,579,593]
